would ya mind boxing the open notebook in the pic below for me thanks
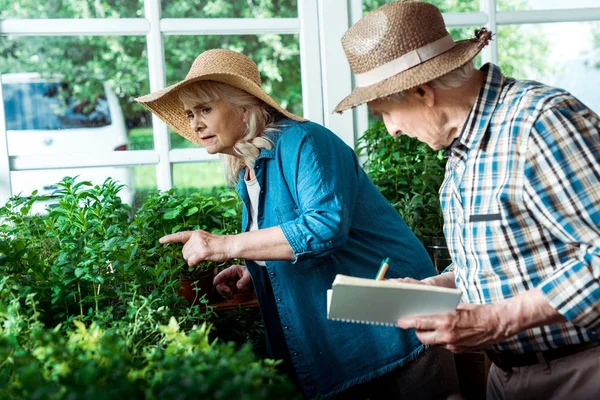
[327,274,462,327]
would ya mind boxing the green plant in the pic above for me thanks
[0,177,297,398]
[133,187,241,278]
[357,121,447,238]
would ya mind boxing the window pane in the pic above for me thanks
[0,0,143,18]
[173,162,227,190]
[3,81,112,130]
[498,22,600,114]
[1,35,153,208]
[363,0,479,14]
[162,0,298,18]
[163,34,302,149]
[498,0,600,12]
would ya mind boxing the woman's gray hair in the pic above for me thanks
[386,60,476,102]
[178,81,282,186]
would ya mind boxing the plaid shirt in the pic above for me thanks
[441,63,600,354]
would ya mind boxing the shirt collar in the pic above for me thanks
[455,63,505,152]
[255,119,297,160]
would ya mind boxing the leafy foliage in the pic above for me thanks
[357,121,447,238]
[0,177,296,398]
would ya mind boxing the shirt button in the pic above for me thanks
[457,216,464,224]
[277,298,282,302]
[284,326,289,330]
[293,352,299,356]
[270,272,275,276]
[260,190,264,194]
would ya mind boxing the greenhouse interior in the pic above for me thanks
[1,0,600,399]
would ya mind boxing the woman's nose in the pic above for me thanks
[192,116,206,133]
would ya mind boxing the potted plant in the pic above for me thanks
[356,121,451,272]
[179,263,218,306]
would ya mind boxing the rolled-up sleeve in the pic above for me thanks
[524,104,600,332]
[277,124,359,263]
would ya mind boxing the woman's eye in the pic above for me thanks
[201,108,212,114]
[186,113,193,120]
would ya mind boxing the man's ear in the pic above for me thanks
[414,84,435,107]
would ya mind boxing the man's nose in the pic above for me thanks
[383,117,401,136]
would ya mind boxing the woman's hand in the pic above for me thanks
[160,230,232,266]
[213,265,252,299]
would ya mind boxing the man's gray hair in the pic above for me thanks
[386,60,476,102]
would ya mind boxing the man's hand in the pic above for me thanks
[397,303,511,353]
[397,288,567,353]
[160,230,232,266]
[213,265,252,299]
[391,271,456,289]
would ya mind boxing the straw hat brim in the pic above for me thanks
[135,73,306,145]
[334,38,484,113]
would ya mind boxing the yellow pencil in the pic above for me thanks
[375,257,390,280]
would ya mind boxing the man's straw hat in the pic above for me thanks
[135,49,305,145]
[334,0,492,113]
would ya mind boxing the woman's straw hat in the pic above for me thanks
[334,0,492,113]
[135,49,305,145]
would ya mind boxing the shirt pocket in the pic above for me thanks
[465,205,511,263]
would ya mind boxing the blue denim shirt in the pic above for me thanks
[236,120,437,399]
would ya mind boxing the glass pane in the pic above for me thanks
[3,81,112,130]
[1,36,151,153]
[363,0,479,14]
[163,34,302,149]
[132,165,158,211]
[0,0,143,18]
[498,0,600,12]
[498,22,600,114]
[162,0,298,18]
[173,162,227,190]
[1,35,154,208]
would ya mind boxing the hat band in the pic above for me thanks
[354,34,456,88]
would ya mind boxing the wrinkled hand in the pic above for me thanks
[390,277,430,285]
[213,265,252,299]
[159,230,232,266]
[397,303,516,353]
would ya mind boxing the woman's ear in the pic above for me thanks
[414,84,435,107]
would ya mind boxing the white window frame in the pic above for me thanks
[1,0,600,205]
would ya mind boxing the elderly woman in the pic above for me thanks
[136,49,458,399]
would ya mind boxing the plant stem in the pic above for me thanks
[93,283,98,314]
[77,280,83,319]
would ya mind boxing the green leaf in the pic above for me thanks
[74,267,85,278]
[185,206,199,216]
[163,209,181,220]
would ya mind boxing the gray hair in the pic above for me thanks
[178,81,281,186]
[385,60,476,102]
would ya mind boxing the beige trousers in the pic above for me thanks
[487,345,600,400]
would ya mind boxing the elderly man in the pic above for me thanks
[335,1,600,399]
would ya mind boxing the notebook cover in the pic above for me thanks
[327,274,462,326]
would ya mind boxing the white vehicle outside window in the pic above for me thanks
[2,73,134,213]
